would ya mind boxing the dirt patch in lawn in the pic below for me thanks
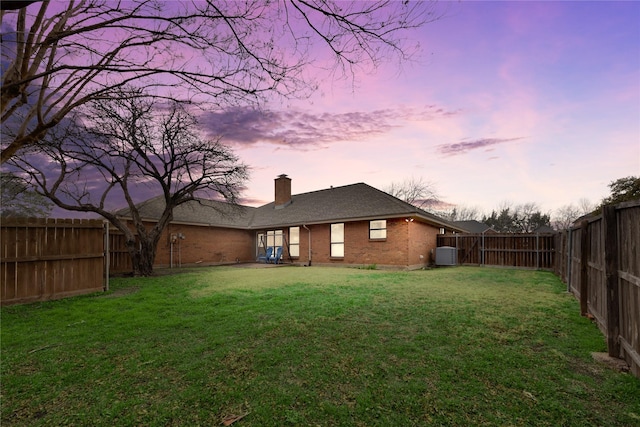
[592,352,630,373]
[102,286,141,298]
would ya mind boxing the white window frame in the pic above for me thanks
[369,220,387,240]
[266,230,283,248]
[330,223,344,258]
[289,227,300,257]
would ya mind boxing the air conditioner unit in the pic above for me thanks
[435,246,457,266]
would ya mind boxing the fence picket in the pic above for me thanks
[1,218,105,306]
[555,200,640,377]
[437,232,557,270]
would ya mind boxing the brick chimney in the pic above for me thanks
[274,174,292,208]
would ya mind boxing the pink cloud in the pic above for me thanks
[199,105,459,149]
[437,137,525,157]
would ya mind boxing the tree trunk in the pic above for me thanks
[124,237,157,276]
[125,239,142,277]
[137,239,157,276]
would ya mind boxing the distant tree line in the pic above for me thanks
[480,203,550,233]
[598,176,640,207]
[387,175,640,232]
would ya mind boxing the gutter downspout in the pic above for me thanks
[303,224,312,266]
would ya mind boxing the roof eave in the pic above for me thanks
[248,212,466,231]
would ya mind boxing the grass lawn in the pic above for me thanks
[1,266,639,426]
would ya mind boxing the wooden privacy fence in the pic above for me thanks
[555,200,640,377]
[437,233,557,270]
[105,224,134,274]
[1,218,106,306]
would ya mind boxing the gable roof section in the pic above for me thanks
[115,195,255,229]
[533,225,556,233]
[454,220,495,233]
[250,183,459,229]
[115,183,465,231]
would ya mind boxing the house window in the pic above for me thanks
[369,220,387,239]
[266,230,283,247]
[331,223,344,257]
[257,233,265,248]
[289,227,299,257]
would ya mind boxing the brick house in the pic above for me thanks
[116,175,464,269]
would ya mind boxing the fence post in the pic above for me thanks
[455,234,458,265]
[603,205,621,358]
[536,233,540,270]
[579,220,589,316]
[104,221,110,292]
[566,229,572,292]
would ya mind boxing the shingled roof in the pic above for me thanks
[114,196,255,229]
[250,183,458,229]
[454,220,495,233]
[115,183,463,231]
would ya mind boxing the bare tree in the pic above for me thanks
[9,92,248,276]
[552,204,581,230]
[386,177,439,209]
[513,203,548,233]
[552,199,595,230]
[578,198,595,215]
[436,204,481,222]
[1,0,438,162]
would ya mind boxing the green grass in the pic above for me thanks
[2,266,639,426]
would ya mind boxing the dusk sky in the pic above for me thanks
[206,1,639,215]
[2,1,639,219]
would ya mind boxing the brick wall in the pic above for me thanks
[282,218,439,269]
[408,220,438,268]
[130,217,440,269]
[154,223,254,267]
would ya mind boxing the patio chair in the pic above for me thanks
[258,246,273,263]
[269,246,283,264]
